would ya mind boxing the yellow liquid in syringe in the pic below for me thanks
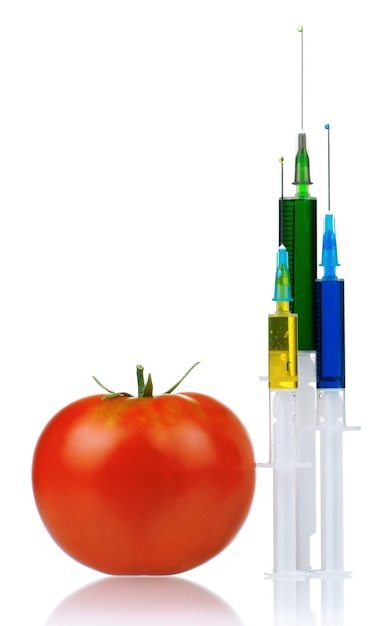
[268,313,298,389]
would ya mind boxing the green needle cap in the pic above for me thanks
[293,133,312,187]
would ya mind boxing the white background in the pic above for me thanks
[0,1,379,624]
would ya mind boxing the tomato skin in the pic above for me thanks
[32,392,256,575]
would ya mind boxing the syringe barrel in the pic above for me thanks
[279,197,317,351]
[269,389,298,575]
[268,312,298,389]
[296,350,317,572]
[315,278,345,388]
[317,388,346,572]
[269,389,297,464]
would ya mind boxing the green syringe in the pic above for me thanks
[279,26,318,576]
[279,26,317,352]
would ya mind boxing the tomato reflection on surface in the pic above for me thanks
[45,575,245,626]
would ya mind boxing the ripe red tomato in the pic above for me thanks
[32,371,256,575]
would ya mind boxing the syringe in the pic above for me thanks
[262,244,306,579]
[279,26,317,573]
[313,125,360,579]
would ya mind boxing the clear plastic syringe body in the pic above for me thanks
[316,388,346,573]
[269,389,298,575]
[267,245,301,577]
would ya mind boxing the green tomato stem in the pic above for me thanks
[136,365,146,397]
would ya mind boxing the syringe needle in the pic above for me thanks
[279,157,284,245]
[298,26,304,131]
[325,124,331,212]
[279,156,284,199]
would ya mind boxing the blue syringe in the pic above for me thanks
[314,125,360,578]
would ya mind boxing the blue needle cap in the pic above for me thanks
[273,245,293,302]
[320,213,339,278]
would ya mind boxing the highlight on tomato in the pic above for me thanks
[32,363,256,575]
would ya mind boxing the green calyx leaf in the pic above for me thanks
[93,361,200,400]
[163,361,200,394]
[92,376,134,400]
